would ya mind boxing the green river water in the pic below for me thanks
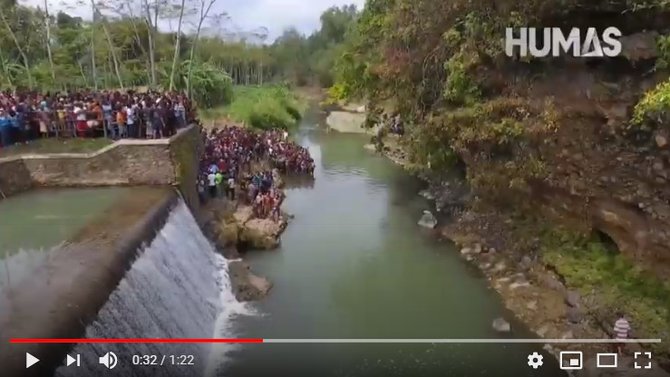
[221,120,564,377]
[0,187,130,290]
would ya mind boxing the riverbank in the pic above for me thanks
[368,133,670,372]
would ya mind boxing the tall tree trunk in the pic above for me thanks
[259,58,263,85]
[77,60,89,87]
[0,46,14,87]
[143,0,157,87]
[125,0,152,85]
[0,9,33,88]
[91,0,124,89]
[90,3,98,90]
[168,0,186,91]
[43,0,56,84]
[186,0,216,97]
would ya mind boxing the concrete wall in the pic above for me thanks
[0,125,201,205]
[0,159,32,197]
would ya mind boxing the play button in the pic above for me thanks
[26,353,39,368]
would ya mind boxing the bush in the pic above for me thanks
[220,85,304,130]
[631,79,670,131]
[248,98,296,130]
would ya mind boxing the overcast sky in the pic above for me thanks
[22,0,366,40]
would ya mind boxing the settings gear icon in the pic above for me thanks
[527,352,544,369]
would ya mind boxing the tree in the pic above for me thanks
[90,0,124,89]
[168,0,187,91]
[42,0,56,84]
[185,0,218,97]
[0,4,33,88]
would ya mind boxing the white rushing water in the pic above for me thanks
[54,200,253,377]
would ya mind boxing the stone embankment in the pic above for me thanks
[0,125,201,209]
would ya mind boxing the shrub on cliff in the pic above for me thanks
[631,79,670,131]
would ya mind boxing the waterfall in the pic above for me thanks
[54,200,252,377]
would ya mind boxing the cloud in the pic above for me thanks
[19,0,366,40]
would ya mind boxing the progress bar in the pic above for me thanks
[9,338,663,344]
[263,339,663,344]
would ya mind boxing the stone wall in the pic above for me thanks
[0,125,201,201]
[169,124,202,211]
[0,159,32,197]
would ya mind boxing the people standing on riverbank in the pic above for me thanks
[199,125,314,222]
[0,90,196,146]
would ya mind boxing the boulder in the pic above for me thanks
[240,218,285,250]
[363,143,377,152]
[418,189,435,200]
[474,243,482,254]
[229,261,273,301]
[492,317,511,332]
[326,111,367,133]
[655,133,668,148]
[620,31,659,62]
[526,301,538,311]
[519,255,533,271]
[418,210,438,229]
[217,222,240,248]
[233,205,254,225]
[565,290,581,307]
[566,307,584,324]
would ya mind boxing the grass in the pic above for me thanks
[200,85,307,131]
[540,227,670,352]
[0,138,113,158]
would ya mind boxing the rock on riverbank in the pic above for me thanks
[229,260,273,301]
[204,202,287,252]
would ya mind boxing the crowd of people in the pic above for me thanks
[0,90,195,148]
[197,126,314,221]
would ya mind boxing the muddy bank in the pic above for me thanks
[0,186,176,377]
[366,136,670,372]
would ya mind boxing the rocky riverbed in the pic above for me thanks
[366,134,670,374]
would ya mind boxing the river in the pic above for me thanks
[219,117,564,376]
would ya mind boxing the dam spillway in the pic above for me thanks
[0,187,245,377]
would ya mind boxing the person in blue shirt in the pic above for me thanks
[0,108,13,147]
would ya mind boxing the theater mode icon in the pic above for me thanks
[596,353,618,368]
[560,351,583,370]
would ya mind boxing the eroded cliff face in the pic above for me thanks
[447,31,670,279]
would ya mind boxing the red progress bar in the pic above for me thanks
[9,338,264,344]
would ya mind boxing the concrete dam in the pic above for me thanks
[0,126,242,377]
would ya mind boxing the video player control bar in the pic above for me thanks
[10,338,664,344]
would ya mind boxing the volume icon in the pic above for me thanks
[66,354,81,367]
[99,351,118,369]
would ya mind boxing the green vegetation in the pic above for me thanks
[0,0,355,112]
[201,85,305,130]
[0,138,112,158]
[631,79,670,131]
[541,227,670,352]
